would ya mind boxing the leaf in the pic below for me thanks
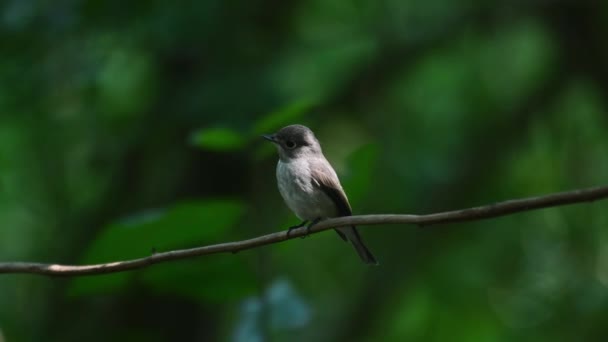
[68,199,245,296]
[190,127,246,151]
[141,256,256,303]
[252,99,316,135]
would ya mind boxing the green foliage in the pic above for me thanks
[190,127,247,151]
[69,200,245,297]
[341,144,377,206]
[252,100,316,135]
[1,1,607,341]
[97,47,157,120]
[141,257,256,303]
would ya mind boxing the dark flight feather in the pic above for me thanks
[311,167,378,264]
[311,168,350,241]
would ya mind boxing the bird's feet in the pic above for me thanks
[287,220,308,238]
[304,218,322,237]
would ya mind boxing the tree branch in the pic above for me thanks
[1,185,607,277]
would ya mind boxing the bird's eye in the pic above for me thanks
[284,140,296,149]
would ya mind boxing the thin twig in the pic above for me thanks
[1,185,607,277]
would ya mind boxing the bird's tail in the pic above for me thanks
[339,226,378,265]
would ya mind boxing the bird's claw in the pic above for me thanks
[303,218,322,238]
[286,218,321,238]
[286,220,308,238]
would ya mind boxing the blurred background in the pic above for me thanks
[1,0,608,341]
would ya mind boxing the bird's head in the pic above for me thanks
[263,124,322,161]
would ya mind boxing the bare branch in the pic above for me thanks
[1,185,607,277]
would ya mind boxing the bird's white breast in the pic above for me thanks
[276,158,336,220]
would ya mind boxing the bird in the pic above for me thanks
[263,124,378,265]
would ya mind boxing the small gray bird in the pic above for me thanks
[263,124,378,265]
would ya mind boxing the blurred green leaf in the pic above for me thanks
[478,20,556,107]
[252,99,315,135]
[68,199,245,296]
[141,256,256,303]
[68,273,131,297]
[342,144,377,205]
[382,284,432,341]
[97,46,157,120]
[190,127,247,151]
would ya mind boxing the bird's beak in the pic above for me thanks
[262,134,277,143]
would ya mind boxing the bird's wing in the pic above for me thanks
[310,159,378,264]
[310,162,352,216]
[310,161,352,241]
